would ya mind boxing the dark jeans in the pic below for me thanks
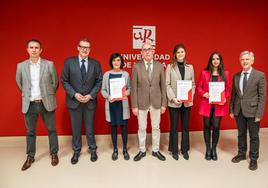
[24,102,59,158]
[168,105,191,154]
[69,103,97,153]
[111,125,128,150]
[235,111,260,160]
[203,107,222,148]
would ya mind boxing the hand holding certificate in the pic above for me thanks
[209,82,225,105]
[177,80,193,102]
[109,77,126,102]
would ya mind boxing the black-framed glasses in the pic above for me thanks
[79,45,90,50]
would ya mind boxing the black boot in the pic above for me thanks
[205,146,211,161]
[211,145,217,161]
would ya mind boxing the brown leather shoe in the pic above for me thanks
[249,160,258,171]
[231,155,246,163]
[21,157,35,171]
[51,154,59,166]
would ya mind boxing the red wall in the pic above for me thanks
[0,0,267,136]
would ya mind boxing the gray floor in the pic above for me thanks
[0,129,267,188]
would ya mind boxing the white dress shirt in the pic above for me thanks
[239,67,252,95]
[79,56,88,72]
[144,59,154,72]
[30,58,42,101]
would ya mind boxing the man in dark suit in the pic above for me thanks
[16,39,59,171]
[61,38,102,164]
[230,51,266,171]
[131,42,167,161]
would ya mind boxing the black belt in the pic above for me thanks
[30,100,42,104]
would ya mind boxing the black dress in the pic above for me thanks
[109,73,128,126]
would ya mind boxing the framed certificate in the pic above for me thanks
[209,82,225,105]
[109,77,126,101]
[177,80,193,102]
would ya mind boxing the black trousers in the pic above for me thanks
[235,111,260,160]
[203,107,222,147]
[168,105,191,154]
[69,103,97,153]
[24,102,59,158]
[111,125,128,150]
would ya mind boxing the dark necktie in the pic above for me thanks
[81,59,86,81]
[243,72,248,94]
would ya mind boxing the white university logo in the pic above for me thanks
[132,26,156,49]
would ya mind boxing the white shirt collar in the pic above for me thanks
[144,59,153,65]
[242,67,252,75]
[79,56,88,63]
[30,58,41,65]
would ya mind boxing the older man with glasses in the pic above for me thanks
[131,42,167,161]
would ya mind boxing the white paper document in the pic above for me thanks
[209,82,225,104]
[177,80,192,101]
[109,77,126,100]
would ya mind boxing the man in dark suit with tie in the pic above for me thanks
[61,38,102,164]
[230,51,266,171]
[16,39,59,170]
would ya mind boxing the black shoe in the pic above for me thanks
[182,152,189,160]
[172,153,179,160]
[249,160,258,171]
[71,153,80,165]
[91,150,98,162]
[205,147,211,161]
[211,147,218,161]
[123,149,130,160]
[152,151,166,161]
[112,149,118,161]
[133,151,146,161]
[231,155,246,163]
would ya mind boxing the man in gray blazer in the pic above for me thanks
[16,39,59,171]
[131,42,167,161]
[230,51,266,171]
[61,38,102,164]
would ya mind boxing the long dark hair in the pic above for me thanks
[172,43,187,67]
[206,52,226,81]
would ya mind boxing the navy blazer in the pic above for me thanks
[61,56,102,110]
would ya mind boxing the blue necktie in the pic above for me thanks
[81,59,86,81]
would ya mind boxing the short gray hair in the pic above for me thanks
[240,51,254,61]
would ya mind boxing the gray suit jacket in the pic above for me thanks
[166,63,195,108]
[131,60,167,110]
[230,68,266,118]
[16,59,58,114]
[61,56,102,110]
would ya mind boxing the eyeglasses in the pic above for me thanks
[79,45,90,50]
[142,48,153,52]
